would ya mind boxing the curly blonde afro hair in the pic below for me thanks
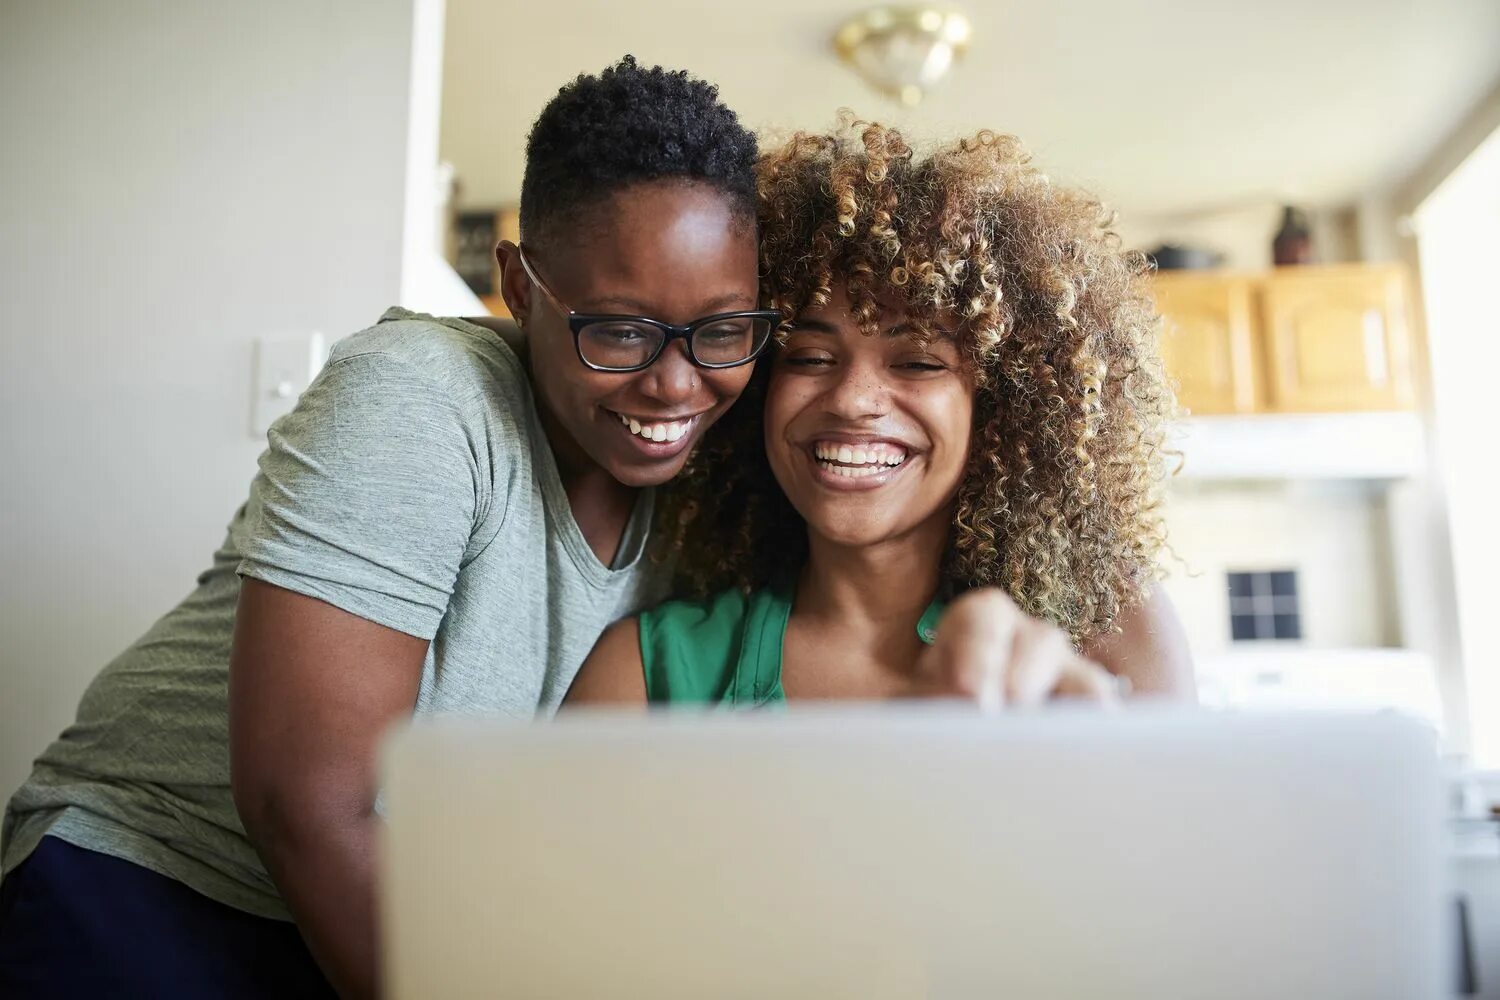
[656,117,1175,643]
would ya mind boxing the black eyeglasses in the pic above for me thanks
[517,244,778,373]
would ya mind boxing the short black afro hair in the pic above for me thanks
[519,56,758,249]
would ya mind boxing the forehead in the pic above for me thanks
[550,181,753,260]
[540,182,759,318]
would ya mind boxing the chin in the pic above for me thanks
[608,454,692,489]
[801,511,900,550]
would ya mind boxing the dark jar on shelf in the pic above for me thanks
[1272,205,1314,266]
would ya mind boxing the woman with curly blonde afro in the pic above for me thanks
[568,118,1193,708]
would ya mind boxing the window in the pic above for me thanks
[1417,123,1500,767]
[1227,570,1302,642]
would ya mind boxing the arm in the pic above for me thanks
[563,618,648,706]
[1082,584,1195,701]
[228,347,484,994]
[229,579,426,999]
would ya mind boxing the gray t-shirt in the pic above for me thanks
[1,308,669,919]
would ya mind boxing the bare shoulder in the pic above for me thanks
[562,617,648,706]
[1082,585,1196,701]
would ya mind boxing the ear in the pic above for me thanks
[495,240,531,327]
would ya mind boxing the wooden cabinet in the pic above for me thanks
[1153,264,1418,416]
[1259,265,1416,412]
[1153,273,1260,415]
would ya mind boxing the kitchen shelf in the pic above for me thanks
[1167,411,1426,480]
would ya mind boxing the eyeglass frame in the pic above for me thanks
[514,243,779,373]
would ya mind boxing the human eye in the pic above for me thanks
[780,349,835,368]
[892,351,952,374]
[589,321,653,344]
[696,318,751,344]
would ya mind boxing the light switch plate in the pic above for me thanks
[252,331,328,438]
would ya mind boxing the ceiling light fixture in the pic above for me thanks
[833,5,972,108]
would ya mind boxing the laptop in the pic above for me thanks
[380,707,1446,999]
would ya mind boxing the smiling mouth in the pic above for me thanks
[811,440,908,479]
[611,410,700,444]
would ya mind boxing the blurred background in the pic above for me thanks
[3,2,1499,965]
[433,0,1500,776]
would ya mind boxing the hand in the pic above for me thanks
[908,588,1122,709]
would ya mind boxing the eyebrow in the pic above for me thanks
[790,318,957,341]
[577,292,757,316]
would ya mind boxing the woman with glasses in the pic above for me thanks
[510,241,776,443]
[567,119,1194,710]
[0,58,768,998]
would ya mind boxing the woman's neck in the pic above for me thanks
[795,518,948,633]
[778,516,950,700]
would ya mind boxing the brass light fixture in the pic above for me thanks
[833,6,972,107]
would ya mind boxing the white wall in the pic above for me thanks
[1159,479,1400,658]
[1115,201,1360,271]
[0,1,420,796]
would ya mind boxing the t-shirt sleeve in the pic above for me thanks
[237,350,487,640]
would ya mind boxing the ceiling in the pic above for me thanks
[439,0,1500,220]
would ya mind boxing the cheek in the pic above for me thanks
[923,388,975,482]
[947,409,975,485]
[763,376,811,449]
[762,384,809,487]
[555,365,628,418]
[704,365,755,407]
[532,330,585,390]
[950,398,975,460]
[581,372,622,405]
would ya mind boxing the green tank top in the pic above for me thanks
[638,577,947,705]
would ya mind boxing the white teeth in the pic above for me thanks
[821,461,884,479]
[812,441,908,467]
[616,411,691,444]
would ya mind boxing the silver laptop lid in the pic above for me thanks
[382,707,1445,999]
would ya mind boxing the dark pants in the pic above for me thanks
[0,836,335,998]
